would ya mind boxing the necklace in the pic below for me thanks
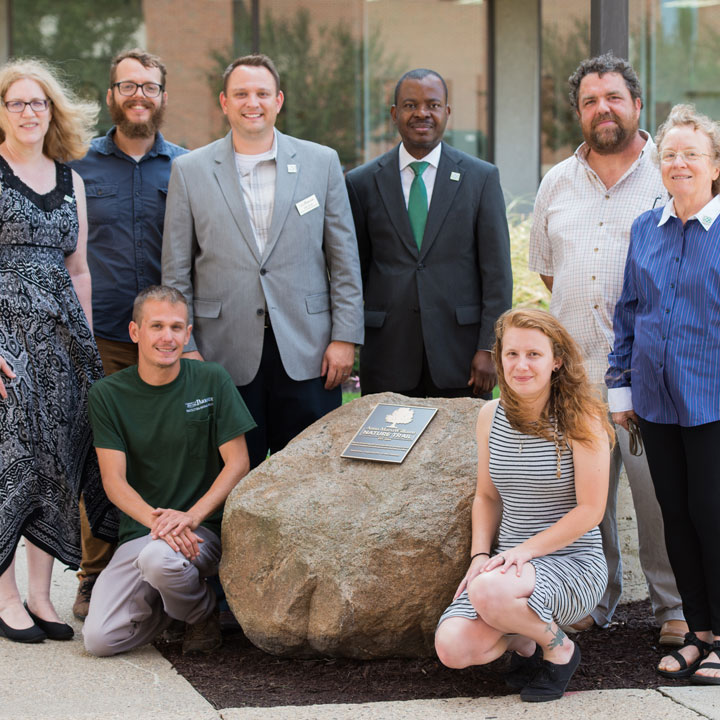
[514,410,563,477]
[552,416,563,478]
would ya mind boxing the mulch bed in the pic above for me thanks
[155,599,685,709]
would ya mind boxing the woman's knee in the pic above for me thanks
[467,573,509,622]
[435,619,475,668]
[435,617,500,668]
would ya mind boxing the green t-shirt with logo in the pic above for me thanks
[88,359,256,546]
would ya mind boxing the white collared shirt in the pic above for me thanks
[658,192,720,229]
[234,130,278,257]
[529,131,667,384]
[398,142,442,209]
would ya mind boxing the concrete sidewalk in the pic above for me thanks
[1,541,718,720]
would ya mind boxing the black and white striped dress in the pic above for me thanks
[438,403,607,627]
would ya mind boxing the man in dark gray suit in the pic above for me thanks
[346,69,512,397]
[163,55,364,468]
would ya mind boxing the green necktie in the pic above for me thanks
[408,161,429,250]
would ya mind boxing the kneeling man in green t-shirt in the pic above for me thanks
[84,285,255,657]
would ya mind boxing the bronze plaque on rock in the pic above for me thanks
[341,403,438,463]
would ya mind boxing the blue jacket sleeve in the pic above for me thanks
[606,218,640,390]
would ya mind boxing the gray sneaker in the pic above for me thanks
[182,606,222,655]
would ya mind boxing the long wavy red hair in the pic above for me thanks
[493,308,614,446]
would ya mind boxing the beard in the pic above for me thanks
[109,95,166,139]
[585,111,638,155]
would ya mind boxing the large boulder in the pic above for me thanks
[220,392,482,659]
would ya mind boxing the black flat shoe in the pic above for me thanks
[505,644,543,690]
[23,602,74,641]
[521,642,581,702]
[0,615,46,643]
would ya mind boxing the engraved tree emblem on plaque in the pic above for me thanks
[385,407,414,428]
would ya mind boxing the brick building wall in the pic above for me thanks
[143,0,233,149]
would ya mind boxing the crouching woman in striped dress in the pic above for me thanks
[435,308,612,702]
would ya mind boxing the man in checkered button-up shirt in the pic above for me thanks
[529,53,685,646]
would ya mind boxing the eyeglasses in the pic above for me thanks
[659,150,713,164]
[2,98,51,113]
[112,81,164,98]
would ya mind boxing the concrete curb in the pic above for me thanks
[2,542,718,720]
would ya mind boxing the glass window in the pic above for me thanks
[224,0,490,169]
[630,0,720,136]
[540,0,591,176]
[8,0,489,166]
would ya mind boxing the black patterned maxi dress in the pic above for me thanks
[0,156,117,574]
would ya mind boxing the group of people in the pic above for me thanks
[435,53,720,699]
[0,42,718,703]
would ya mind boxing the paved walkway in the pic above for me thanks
[2,542,718,720]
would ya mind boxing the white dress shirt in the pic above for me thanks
[529,131,666,384]
[398,142,442,209]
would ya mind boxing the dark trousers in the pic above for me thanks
[238,326,341,469]
[638,417,720,634]
[405,349,490,400]
[77,336,133,578]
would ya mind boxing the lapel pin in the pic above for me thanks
[450,171,460,182]
[287,164,297,173]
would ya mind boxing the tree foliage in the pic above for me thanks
[10,0,143,133]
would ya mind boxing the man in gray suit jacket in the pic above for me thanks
[346,69,512,397]
[162,54,364,468]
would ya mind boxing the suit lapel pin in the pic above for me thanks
[450,171,461,182]
[287,164,297,173]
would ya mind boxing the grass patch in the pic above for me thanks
[508,208,551,310]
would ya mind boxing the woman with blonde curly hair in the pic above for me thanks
[0,58,116,644]
[435,308,611,703]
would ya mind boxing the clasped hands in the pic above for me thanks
[150,507,203,560]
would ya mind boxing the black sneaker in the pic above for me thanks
[505,644,542,690]
[520,642,581,702]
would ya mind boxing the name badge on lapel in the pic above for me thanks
[450,172,461,182]
[296,194,320,216]
[287,164,297,173]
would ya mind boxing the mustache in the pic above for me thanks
[592,112,620,129]
[121,98,154,110]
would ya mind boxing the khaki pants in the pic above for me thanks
[77,337,137,579]
[83,528,220,656]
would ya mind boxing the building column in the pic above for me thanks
[591,0,629,58]
[0,0,10,62]
[492,0,540,211]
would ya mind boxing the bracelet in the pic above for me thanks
[470,552,490,561]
